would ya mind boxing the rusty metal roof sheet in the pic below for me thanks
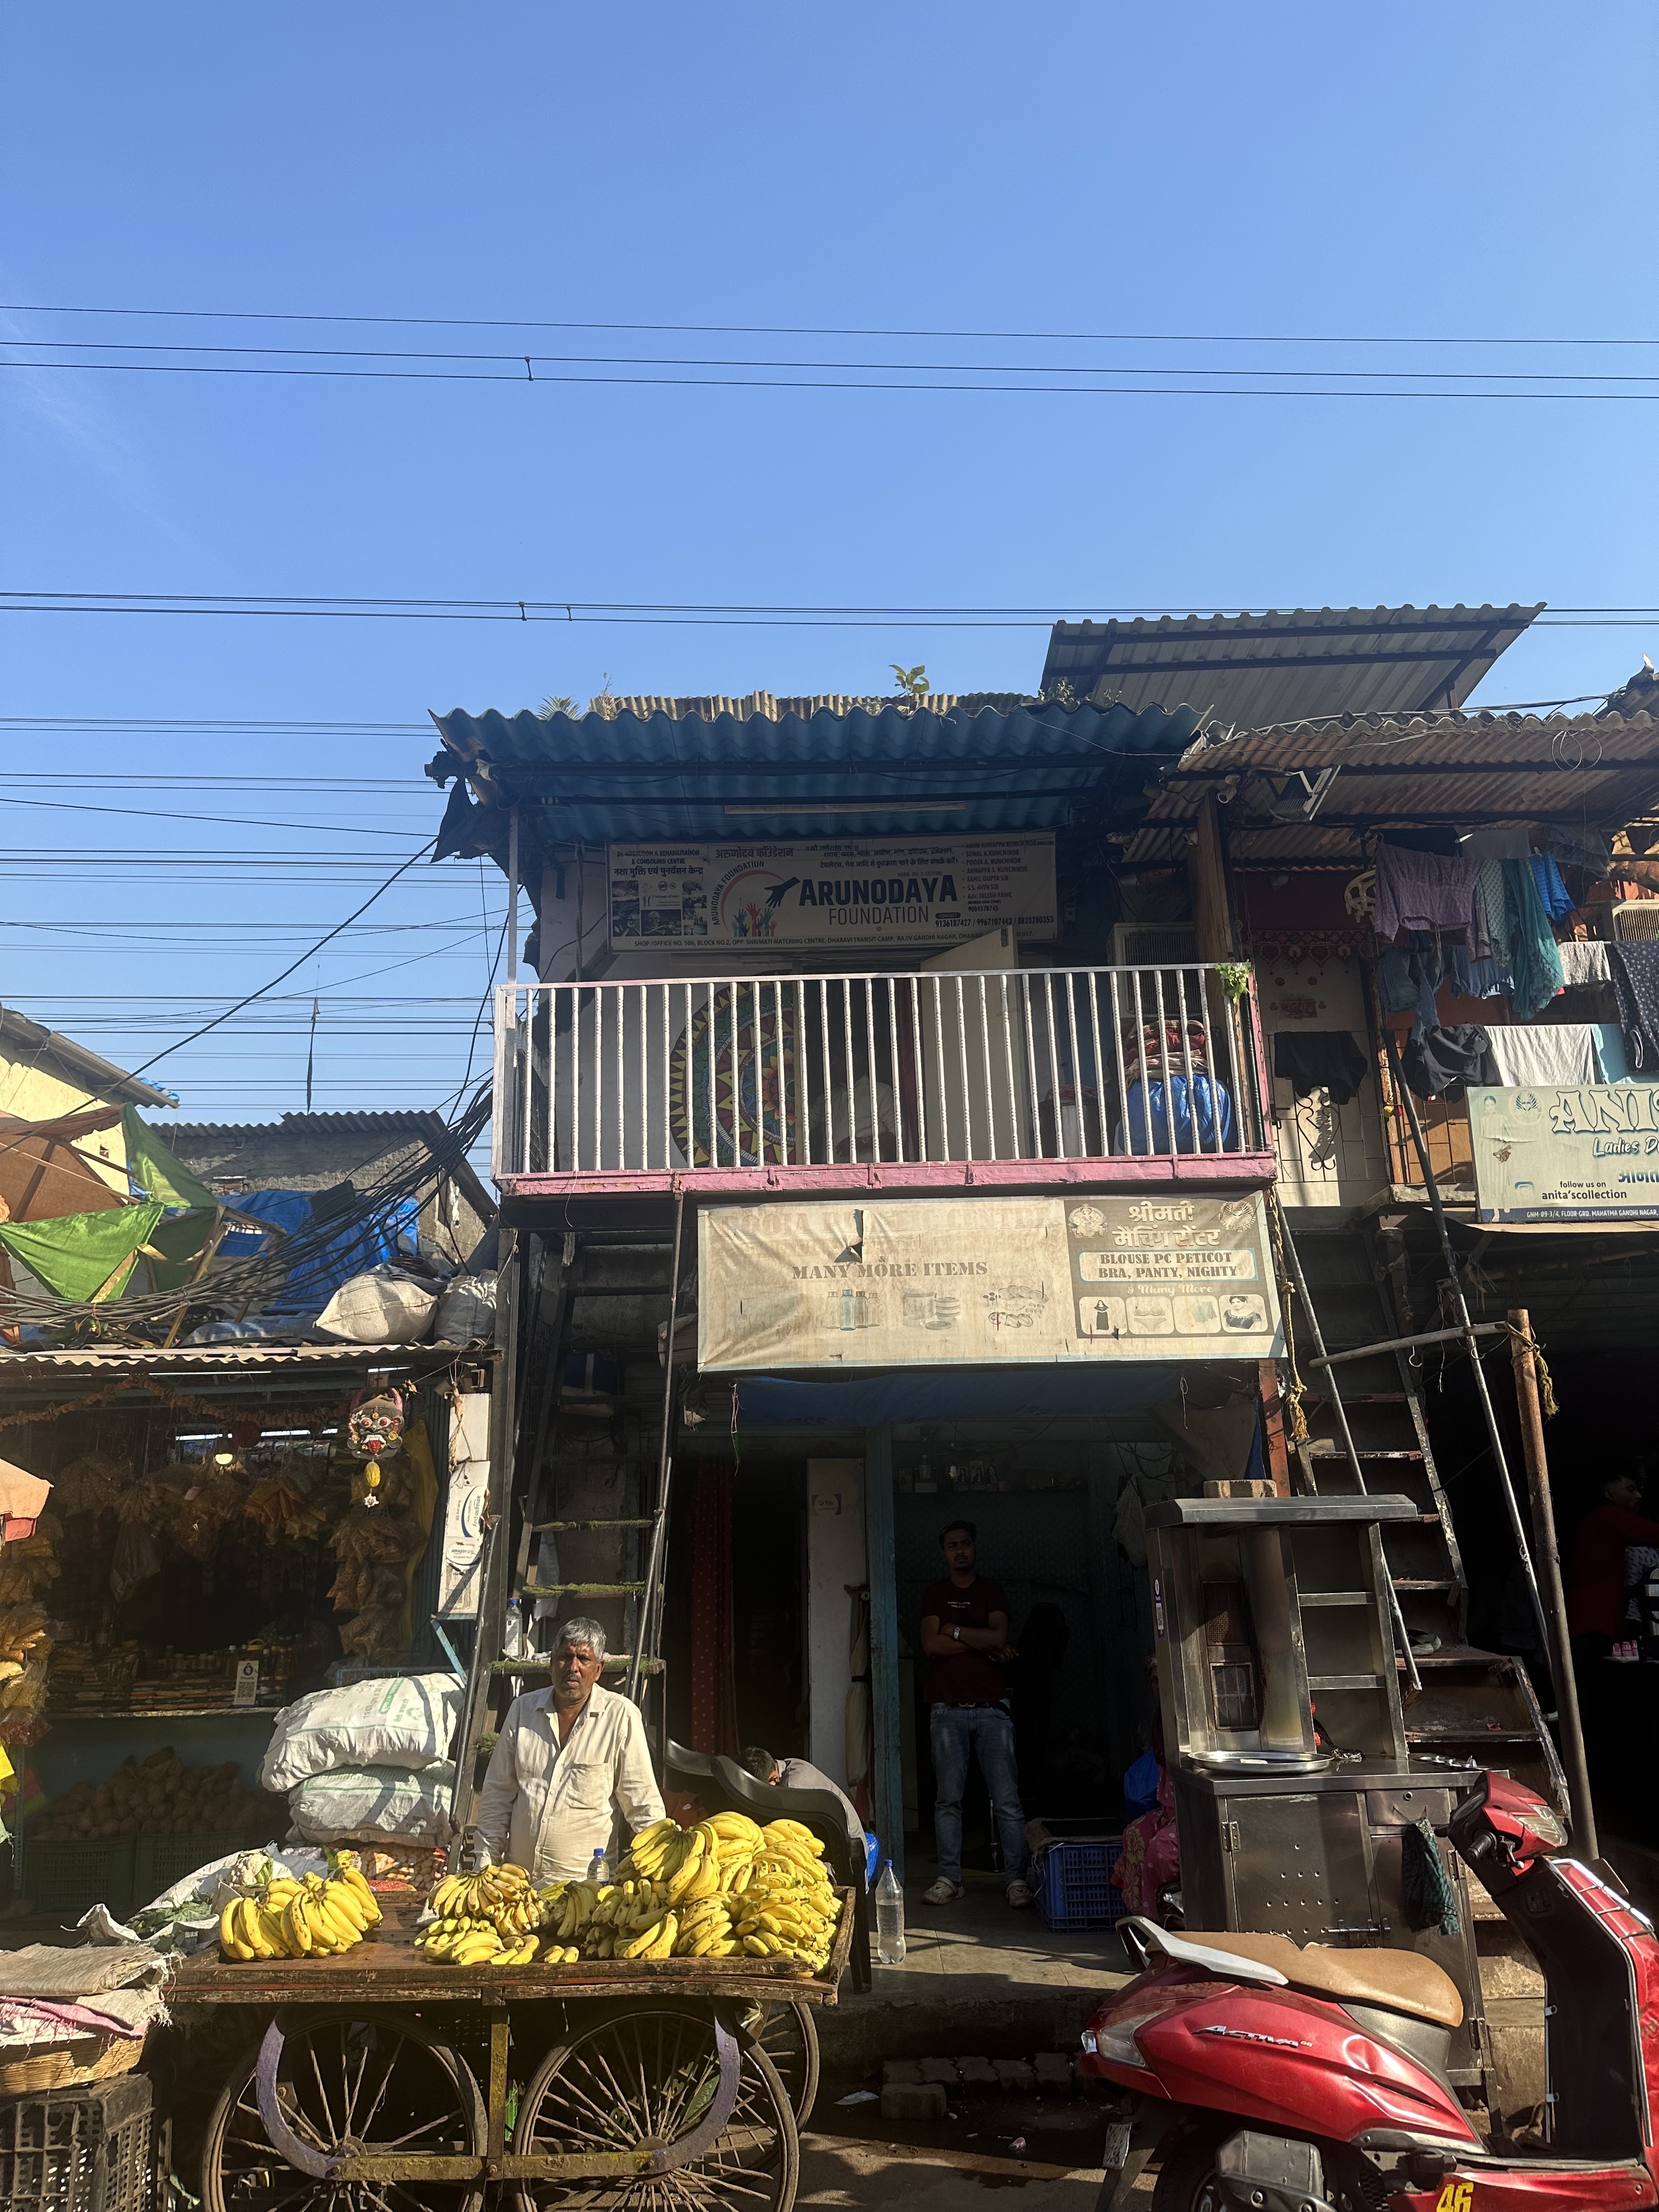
[1122,706,1659,865]
[1042,605,1541,727]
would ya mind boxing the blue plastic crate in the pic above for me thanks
[1034,1836,1124,1932]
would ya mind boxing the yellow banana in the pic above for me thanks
[646,1915,678,1959]
[664,1838,707,1905]
[339,1867,382,1923]
[326,1882,370,1934]
[281,1897,312,1955]
[219,1901,253,1961]
[622,1917,666,1959]
[741,1934,770,1955]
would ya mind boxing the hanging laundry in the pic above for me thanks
[1558,939,1611,989]
[1272,1031,1370,1106]
[1376,935,1443,1041]
[1450,945,1511,1001]
[1503,859,1566,1020]
[1399,1025,1496,1102]
[1530,852,1576,922]
[1475,860,1510,965]
[1485,1025,1602,1087]
[1372,840,1481,943]
[1609,943,1659,1072]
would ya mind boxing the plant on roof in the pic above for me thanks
[891,663,930,709]
[540,694,579,718]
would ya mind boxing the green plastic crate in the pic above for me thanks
[16,1832,136,1925]
[132,1829,252,1910]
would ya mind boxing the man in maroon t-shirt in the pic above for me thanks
[918,1520,1032,1908]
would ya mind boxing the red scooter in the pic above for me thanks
[1081,1773,1659,2212]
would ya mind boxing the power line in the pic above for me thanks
[125,837,438,1076]
[11,336,1659,388]
[2,592,1655,629]
[10,355,1659,401]
[7,301,1659,348]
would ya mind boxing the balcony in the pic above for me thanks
[492,962,1275,1199]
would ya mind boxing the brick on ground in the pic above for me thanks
[993,2059,1036,2094]
[919,2059,961,2087]
[1034,2053,1075,2095]
[955,2057,998,2088]
[881,2060,923,2085]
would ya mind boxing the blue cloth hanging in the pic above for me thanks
[1530,853,1575,922]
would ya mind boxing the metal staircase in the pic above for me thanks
[1279,1218,1566,1813]
[451,1201,687,1837]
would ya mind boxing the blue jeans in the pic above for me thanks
[929,1702,1028,1883]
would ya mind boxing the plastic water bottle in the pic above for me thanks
[875,1860,905,1965]
[589,1847,611,1884]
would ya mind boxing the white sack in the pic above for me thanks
[261,1672,461,1792]
[288,1764,454,1844]
[315,1268,436,1345]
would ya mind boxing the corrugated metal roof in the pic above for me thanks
[1041,605,1541,727]
[0,1008,176,1111]
[433,697,1201,842]
[0,1342,477,1380]
[1124,704,1659,865]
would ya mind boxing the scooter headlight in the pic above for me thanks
[1083,2022,1148,2069]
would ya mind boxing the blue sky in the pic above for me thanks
[3,2,1656,1127]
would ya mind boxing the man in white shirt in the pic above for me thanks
[475,1617,665,1882]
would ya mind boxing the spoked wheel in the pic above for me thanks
[740,1999,820,2126]
[512,2002,800,2212]
[201,2007,487,2212]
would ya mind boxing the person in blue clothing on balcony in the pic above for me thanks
[918,1520,1033,1909]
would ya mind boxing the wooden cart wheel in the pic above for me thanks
[741,1999,820,2126]
[201,2007,488,2212]
[512,2003,800,2212]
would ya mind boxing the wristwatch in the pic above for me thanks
[952,1627,962,1643]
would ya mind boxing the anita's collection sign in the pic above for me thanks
[606,836,1056,952]
[697,1193,1283,1370]
[1470,1084,1659,1222]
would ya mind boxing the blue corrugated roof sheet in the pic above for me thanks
[433,698,1199,840]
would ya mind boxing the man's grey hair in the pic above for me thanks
[554,1616,608,1660]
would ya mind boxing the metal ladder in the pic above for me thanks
[1276,1209,1566,1813]
[450,1199,686,1837]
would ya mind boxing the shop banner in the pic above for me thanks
[697,1192,1282,1370]
[607,835,1056,952]
[1470,1084,1659,1222]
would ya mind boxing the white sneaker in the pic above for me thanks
[922,1877,964,1905]
[1006,1878,1035,1909]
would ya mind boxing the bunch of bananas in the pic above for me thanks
[428,1863,541,1924]
[219,1864,382,1961]
[546,1874,680,1959]
[732,1820,840,1970]
[414,1917,567,1966]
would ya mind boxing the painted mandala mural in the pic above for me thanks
[669,989,798,1166]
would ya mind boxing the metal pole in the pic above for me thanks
[1509,1309,1599,1861]
[506,809,520,985]
[1383,1031,1552,1657]
[629,1190,686,1705]
[1311,1322,1509,1370]
[1272,1197,1420,1694]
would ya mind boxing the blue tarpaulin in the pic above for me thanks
[217,1189,421,1315]
[732,1364,1187,1428]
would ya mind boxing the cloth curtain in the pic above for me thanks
[687,1460,738,1756]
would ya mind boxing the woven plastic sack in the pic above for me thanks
[288,1763,454,1844]
[315,1268,436,1345]
[260,1672,461,1792]
[435,1272,497,1344]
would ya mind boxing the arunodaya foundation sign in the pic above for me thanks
[697,1193,1283,1370]
[606,836,1056,952]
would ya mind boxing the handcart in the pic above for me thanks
[171,1887,855,2212]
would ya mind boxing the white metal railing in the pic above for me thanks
[493,963,1267,1180]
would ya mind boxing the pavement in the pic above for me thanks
[819,1869,1133,2069]
[800,2131,1130,2209]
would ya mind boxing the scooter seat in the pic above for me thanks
[1167,1931,1464,2029]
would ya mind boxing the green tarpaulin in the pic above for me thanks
[0,1203,168,1302]
[121,1109,218,1213]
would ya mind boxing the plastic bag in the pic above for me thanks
[110,1520,161,1605]
[287,1763,454,1844]
[1123,1750,1161,1817]
[260,1671,462,1792]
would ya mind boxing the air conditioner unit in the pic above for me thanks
[1611,902,1659,944]
[1109,924,1199,968]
